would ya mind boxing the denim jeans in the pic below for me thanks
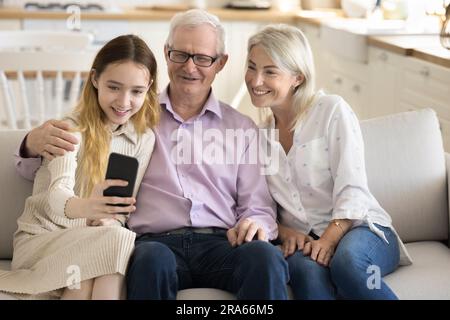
[126,229,289,300]
[287,224,400,300]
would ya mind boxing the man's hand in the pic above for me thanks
[302,238,336,267]
[227,218,267,247]
[278,224,312,257]
[24,119,79,160]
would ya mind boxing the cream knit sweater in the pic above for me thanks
[0,119,155,298]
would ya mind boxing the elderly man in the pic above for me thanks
[15,10,288,300]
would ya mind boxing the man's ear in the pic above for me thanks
[90,69,98,88]
[164,45,169,63]
[216,54,228,73]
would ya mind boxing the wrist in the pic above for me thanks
[23,134,39,158]
[65,196,84,219]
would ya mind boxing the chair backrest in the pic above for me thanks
[0,31,95,130]
[361,108,449,243]
[0,51,95,129]
[0,31,93,51]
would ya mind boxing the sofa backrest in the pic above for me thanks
[0,109,448,259]
[0,130,32,259]
[361,108,448,243]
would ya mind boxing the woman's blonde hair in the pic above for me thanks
[73,34,160,197]
[247,24,317,130]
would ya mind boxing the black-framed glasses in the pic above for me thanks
[168,49,219,67]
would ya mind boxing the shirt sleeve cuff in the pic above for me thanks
[14,146,42,181]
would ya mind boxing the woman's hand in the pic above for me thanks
[65,179,136,220]
[302,238,336,267]
[278,224,312,257]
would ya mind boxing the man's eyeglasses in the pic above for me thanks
[167,49,219,67]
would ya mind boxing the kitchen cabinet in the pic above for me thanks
[0,19,20,30]
[326,53,369,119]
[368,46,402,118]
[397,56,450,150]
[297,22,328,90]
[298,22,369,120]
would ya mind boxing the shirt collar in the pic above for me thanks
[159,85,223,121]
[111,120,138,145]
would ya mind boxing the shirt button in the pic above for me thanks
[286,177,291,182]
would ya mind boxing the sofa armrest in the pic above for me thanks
[446,152,450,247]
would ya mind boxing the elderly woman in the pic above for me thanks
[245,24,412,299]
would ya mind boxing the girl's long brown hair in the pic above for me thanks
[73,34,160,197]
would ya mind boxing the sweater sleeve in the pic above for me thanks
[47,131,82,217]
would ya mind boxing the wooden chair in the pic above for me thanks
[0,31,95,129]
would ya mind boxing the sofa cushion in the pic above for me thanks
[361,109,448,242]
[0,130,32,259]
[385,241,450,299]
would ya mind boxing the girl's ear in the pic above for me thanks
[90,69,98,88]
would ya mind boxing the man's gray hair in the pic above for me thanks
[165,9,226,55]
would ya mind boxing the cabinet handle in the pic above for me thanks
[379,52,388,61]
[352,84,361,93]
[334,77,342,84]
[419,67,430,77]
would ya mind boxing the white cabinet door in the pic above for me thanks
[214,21,265,104]
[298,22,328,91]
[397,57,450,151]
[367,47,401,119]
[327,54,369,120]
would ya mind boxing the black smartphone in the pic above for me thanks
[103,152,139,207]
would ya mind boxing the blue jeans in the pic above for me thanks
[287,224,400,300]
[126,229,289,300]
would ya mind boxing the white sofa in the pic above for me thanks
[1,108,450,300]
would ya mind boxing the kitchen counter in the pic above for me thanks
[0,6,345,23]
[0,7,298,23]
[1,6,448,68]
[368,35,450,68]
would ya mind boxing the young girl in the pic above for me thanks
[0,34,159,299]
[245,24,412,299]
